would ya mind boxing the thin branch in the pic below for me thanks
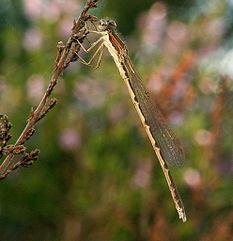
[0,0,100,180]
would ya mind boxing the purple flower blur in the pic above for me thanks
[59,128,81,151]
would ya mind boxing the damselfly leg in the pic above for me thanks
[74,41,104,68]
[72,25,106,68]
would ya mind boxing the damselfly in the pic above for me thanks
[74,19,186,222]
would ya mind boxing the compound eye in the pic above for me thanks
[99,19,106,27]
[109,20,117,28]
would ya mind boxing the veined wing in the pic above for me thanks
[122,56,185,167]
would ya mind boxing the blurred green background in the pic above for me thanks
[0,0,232,240]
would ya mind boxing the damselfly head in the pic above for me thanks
[97,19,117,31]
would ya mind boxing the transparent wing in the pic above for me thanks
[123,56,185,166]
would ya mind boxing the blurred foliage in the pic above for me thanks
[0,0,233,241]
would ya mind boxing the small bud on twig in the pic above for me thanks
[19,149,40,167]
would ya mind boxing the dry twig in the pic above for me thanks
[0,0,100,180]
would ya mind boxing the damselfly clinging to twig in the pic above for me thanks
[73,19,187,222]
